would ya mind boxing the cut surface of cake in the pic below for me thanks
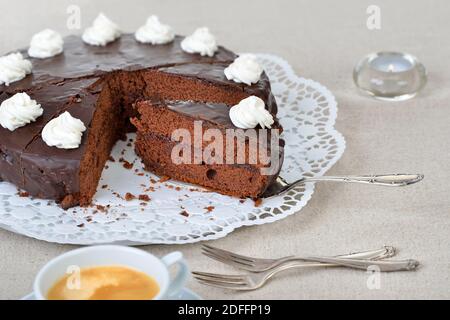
[0,34,283,208]
[132,99,284,198]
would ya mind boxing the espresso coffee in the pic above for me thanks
[47,265,160,300]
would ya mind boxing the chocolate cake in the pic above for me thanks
[0,34,283,208]
[132,99,283,198]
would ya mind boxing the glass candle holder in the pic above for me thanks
[353,52,427,101]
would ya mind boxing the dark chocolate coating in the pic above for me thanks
[0,35,236,92]
[158,63,278,114]
[0,34,281,204]
[153,99,282,131]
[0,78,99,194]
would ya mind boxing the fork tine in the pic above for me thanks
[202,245,256,265]
[202,249,255,267]
[193,275,247,286]
[202,252,256,270]
[196,279,251,291]
[202,245,256,263]
[192,271,247,283]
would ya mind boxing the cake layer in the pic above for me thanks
[134,99,282,132]
[135,132,276,198]
[157,63,278,114]
[132,99,283,164]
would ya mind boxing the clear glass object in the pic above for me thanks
[353,52,427,101]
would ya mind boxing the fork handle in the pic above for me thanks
[264,257,420,283]
[279,246,395,266]
[302,174,424,186]
[303,256,420,272]
[302,173,424,187]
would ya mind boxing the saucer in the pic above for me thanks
[21,287,202,300]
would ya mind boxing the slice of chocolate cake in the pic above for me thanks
[20,78,121,208]
[132,100,284,198]
[0,78,99,196]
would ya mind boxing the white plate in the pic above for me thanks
[21,287,202,300]
[0,54,345,245]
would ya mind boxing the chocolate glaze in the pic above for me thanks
[21,80,102,200]
[0,33,281,205]
[0,35,236,93]
[158,63,278,114]
[167,100,236,127]
[156,99,282,131]
[0,78,99,192]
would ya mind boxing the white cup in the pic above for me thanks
[33,245,189,300]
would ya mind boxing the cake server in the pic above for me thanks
[262,173,424,198]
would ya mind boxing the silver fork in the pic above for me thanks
[201,244,396,272]
[194,258,419,291]
[194,246,419,291]
[262,174,424,198]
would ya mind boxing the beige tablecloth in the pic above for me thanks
[0,0,449,299]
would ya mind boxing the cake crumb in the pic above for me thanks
[138,194,151,202]
[112,192,122,199]
[180,210,189,217]
[108,156,115,162]
[18,191,29,197]
[96,205,107,213]
[254,198,263,207]
[239,199,245,203]
[159,176,170,183]
[101,184,108,189]
[137,173,144,176]
[204,206,215,213]
[122,160,133,170]
[127,142,132,147]
[150,178,157,184]
[77,223,84,228]
[175,186,181,191]
[125,192,135,201]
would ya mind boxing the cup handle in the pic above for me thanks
[161,251,189,298]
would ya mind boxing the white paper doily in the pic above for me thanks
[0,54,345,245]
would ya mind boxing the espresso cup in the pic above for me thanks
[33,245,189,300]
